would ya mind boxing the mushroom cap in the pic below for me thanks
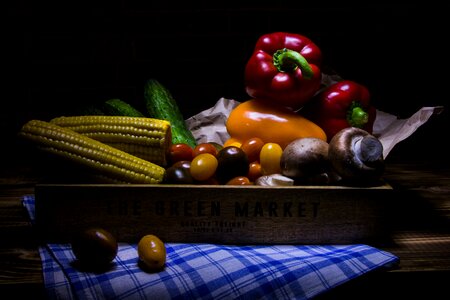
[328,127,384,184]
[280,137,329,179]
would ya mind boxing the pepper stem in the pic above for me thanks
[273,48,314,79]
[348,102,369,128]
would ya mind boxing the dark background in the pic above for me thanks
[4,1,449,168]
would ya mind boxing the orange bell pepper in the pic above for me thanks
[225,99,327,149]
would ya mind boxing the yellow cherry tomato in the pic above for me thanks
[260,142,283,175]
[223,137,242,148]
[190,153,218,181]
[137,234,166,272]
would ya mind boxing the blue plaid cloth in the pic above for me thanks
[23,194,399,300]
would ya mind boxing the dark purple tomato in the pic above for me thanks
[216,146,249,184]
[71,227,118,267]
[172,160,191,171]
[164,165,194,184]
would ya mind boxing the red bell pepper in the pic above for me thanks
[302,80,376,142]
[244,32,322,110]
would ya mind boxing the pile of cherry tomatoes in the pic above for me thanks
[164,138,283,185]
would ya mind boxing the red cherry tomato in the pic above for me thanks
[247,161,263,182]
[168,143,194,164]
[193,143,219,157]
[241,137,265,163]
[226,176,252,185]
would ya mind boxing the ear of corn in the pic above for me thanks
[19,119,166,184]
[49,115,172,166]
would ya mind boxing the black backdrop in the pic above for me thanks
[4,2,449,166]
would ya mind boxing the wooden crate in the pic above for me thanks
[34,183,393,245]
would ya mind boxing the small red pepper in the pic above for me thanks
[302,80,376,142]
[244,32,322,110]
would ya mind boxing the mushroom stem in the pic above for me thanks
[354,135,384,164]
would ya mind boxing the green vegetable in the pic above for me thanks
[103,98,145,117]
[144,79,197,148]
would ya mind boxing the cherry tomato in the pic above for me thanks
[172,160,191,171]
[216,146,249,184]
[247,161,263,182]
[71,227,118,268]
[193,142,218,157]
[241,137,264,163]
[190,153,218,181]
[208,142,224,152]
[164,165,194,184]
[223,137,242,148]
[226,176,252,185]
[168,143,194,164]
[228,142,242,148]
[260,142,283,175]
[137,234,166,272]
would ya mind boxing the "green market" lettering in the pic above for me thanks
[106,199,320,218]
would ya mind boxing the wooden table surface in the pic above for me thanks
[1,158,450,299]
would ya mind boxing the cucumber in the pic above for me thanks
[103,98,145,117]
[144,79,197,148]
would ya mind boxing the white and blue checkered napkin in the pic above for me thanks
[23,195,399,300]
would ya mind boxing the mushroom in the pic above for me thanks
[280,137,330,181]
[328,127,384,184]
[255,174,295,186]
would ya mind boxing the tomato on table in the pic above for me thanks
[137,234,166,272]
[71,227,118,269]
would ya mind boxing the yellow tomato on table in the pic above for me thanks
[137,234,167,272]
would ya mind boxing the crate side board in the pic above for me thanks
[34,184,393,244]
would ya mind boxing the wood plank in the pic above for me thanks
[34,183,393,244]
